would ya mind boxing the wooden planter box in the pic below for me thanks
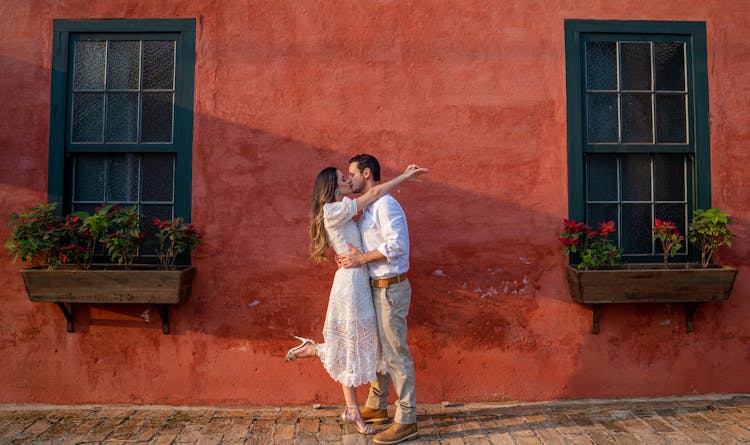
[566,264,737,334]
[21,265,195,334]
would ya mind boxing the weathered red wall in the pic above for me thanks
[1,1,749,405]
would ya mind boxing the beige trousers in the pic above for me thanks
[365,279,417,424]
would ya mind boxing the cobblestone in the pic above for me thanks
[0,395,748,444]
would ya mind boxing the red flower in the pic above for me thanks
[562,218,577,230]
[562,218,591,234]
[653,218,680,235]
[559,236,579,247]
[596,221,616,237]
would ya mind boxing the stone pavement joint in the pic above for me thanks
[0,394,748,444]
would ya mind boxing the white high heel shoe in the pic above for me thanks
[341,406,375,435]
[284,336,316,362]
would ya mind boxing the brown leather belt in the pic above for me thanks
[371,273,408,288]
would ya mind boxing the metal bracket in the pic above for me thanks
[591,304,601,334]
[158,305,170,334]
[686,302,700,333]
[55,302,74,332]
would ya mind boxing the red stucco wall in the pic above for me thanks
[1,1,749,405]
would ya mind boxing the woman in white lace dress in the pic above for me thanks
[285,164,428,434]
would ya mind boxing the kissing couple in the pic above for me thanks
[286,153,428,444]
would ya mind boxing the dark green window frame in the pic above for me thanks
[48,19,196,221]
[565,20,710,263]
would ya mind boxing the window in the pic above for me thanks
[565,20,710,262]
[49,19,195,257]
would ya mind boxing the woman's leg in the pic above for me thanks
[341,385,372,433]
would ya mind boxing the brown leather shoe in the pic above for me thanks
[360,406,389,424]
[373,422,419,444]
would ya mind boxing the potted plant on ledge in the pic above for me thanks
[5,203,200,334]
[560,208,737,334]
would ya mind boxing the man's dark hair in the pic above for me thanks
[349,153,381,181]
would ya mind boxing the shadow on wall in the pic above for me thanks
[183,109,570,344]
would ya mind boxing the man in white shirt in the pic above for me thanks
[337,154,418,445]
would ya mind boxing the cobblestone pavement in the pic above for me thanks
[1,394,750,444]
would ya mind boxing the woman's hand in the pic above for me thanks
[402,164,430,181]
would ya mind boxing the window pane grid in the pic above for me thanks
[71,38,175,145]
[584,39,688,146]
[71,153,175,256]
[585,154,688,258]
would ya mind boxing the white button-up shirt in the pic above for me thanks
[359,194,410,279]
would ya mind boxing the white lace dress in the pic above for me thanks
[315,197,386,387]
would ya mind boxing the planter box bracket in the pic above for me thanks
[21,266,195,335]
[51,302,173,334]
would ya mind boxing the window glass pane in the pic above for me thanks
[107,41,140,90]
[622,204,652,254]
[586,93,618,143]
[141,93,174,142]
[654,203,687,235]
[586,204,618,228]
[620,42,651,90]
[71,203,99,216]
[70,153,176,257]
[142,154,174,202]
[620,154,650,201]
[74,154,105,201]
[106,154,140,202]
[655,94,687,143]
[141,204,174,255]
[73,40,106,90]
[585,41,617,90]
[654,154,685,201]
[142,40,175,90]
[72,93,104,142]
[621,93,652,143]
[655,42,685,91]
[586,154,618,201]
[105,93,138,142]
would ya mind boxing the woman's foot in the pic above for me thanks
[341,406,375,435]
[284,336,317,362]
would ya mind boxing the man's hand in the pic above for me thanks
[336,244,363,269]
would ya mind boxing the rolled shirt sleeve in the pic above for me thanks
[374,203,408,262]
[361,194,410,278]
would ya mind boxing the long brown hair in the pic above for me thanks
[309,167,338,262]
